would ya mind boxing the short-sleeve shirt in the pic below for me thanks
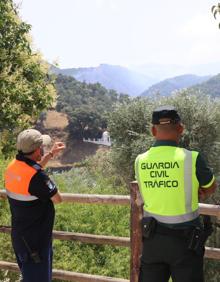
[151,140,214,187]
[7,153,58,253]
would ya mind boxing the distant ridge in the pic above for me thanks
[51,64,157,96]
[141,74,211,97]
[191,73,220,97]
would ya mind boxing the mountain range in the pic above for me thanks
[141,74,211,97]
[51,63,220,97]
[191,74,220,97]
[51,64,156,96]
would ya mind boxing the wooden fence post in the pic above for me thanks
[130,181,143,282]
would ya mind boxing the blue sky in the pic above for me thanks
[15,0,220,69]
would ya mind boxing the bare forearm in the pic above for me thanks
[39,142,65,168]
[39,151,53,168]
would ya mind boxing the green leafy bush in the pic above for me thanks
[0,0,55,156]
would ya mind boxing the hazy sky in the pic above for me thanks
[15,0,220,68]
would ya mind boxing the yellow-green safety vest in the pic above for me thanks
[135,146,200,224]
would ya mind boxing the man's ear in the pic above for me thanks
[177,123,184,135]
[151,126,157,136]
[33,147,41,157]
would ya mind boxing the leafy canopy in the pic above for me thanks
[56,74,129,140]
[0,0,55,154]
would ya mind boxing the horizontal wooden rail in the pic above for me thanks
[61,193,130,205]
[1,226,220,259]
[0,261,129,282]
[0,190,8,199]
[0,226,130,247]
[0,246,219,281]
[0,190,130,205]
[205,247,220,260]
[199,203,220,218]
[53,231,130,247]
[1,190,220,218]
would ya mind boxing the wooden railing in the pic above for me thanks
[0,182,220,282]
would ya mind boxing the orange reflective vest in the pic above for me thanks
[5,159,39,201]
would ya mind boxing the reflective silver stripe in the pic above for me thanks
[183,149,193,214]
[135,155,146,202]
[135,156,140,182]
[144,209,199,224]
[6,190,38,201]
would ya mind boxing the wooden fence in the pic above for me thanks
[0,182,220,282]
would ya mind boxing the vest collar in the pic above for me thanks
[153,140,178,147]
[16,152,41,168]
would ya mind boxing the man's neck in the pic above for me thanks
[155,136,179,143]
[24,155,38,162]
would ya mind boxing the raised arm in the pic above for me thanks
[39,142,66,168]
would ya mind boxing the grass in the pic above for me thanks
[50,167,130,279]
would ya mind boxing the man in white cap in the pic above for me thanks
[5,129,65,282]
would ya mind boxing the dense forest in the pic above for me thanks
[55,74,129,140]
[55,72,220,143]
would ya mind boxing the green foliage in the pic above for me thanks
[83,149,126,189]
[0,197,17,281]
[55,74,130,140]
[108,97,155,182]
[204,259,220,281]
[51,164,130,279]
[191,74,220,97]
[0,153,10,187]
[0,0,55,155]
[212,3,220,28]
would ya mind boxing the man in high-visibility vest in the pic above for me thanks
[135,106,217,282]
[5,129,65,282]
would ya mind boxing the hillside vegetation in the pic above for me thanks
[55,74,129,140]
[191,73,220,97]
[141,74,210,97]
